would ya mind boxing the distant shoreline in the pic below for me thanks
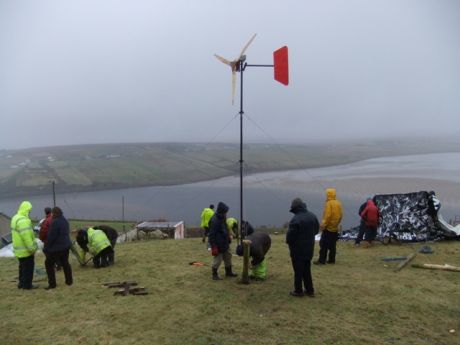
[1,152,460,227]
[1,140,460,200]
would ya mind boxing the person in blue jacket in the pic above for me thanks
[43,207,73,290]
[208,201,238,280]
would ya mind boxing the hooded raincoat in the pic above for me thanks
[208,202,230,253]
[286,201,319,260]
[11,201,37,258]
[87,228,111,255]
[320,188,343,232]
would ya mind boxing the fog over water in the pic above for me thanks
[1,153,459,228]
[1,1,460,149]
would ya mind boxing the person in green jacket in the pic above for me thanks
[11,201,38,289]
[76,227,113,268]
[226,217,238,239]
[200,204,214,244]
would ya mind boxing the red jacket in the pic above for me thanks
[360,200,379,228]
[39,214,53,244]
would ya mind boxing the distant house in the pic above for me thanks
[136,221,185,239]
[0,212,12,248]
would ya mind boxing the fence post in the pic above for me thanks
[240,239,251,284]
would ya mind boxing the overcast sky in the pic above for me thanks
[1,0,459,150]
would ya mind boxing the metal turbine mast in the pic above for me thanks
[215,36,289,244]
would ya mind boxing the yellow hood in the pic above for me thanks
[326,188,336,201]
[17,201,32,216]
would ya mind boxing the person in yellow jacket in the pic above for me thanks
[76,227,113,268]
[11,201,38,289]
[226,217,238,239]
[315,188,343,265]
[200,204,214,244]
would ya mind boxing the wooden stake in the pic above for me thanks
[412,263,460,272]
[240,240,251,284]
[394,253,417,272]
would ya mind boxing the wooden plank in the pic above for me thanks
[103,281,138,287]
[381,256,407,262]
[412,263,460,272]
[394,253,417,272]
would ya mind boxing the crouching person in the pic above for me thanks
[93,225,118,265]
[76,228,113,268]
[209,202,237,280]
[236,232,271,280]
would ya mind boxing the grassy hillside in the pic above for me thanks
[0,236,458,345]
[1,138,460,198]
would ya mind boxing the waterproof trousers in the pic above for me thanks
[291,257,314,294]
[18,255,35,289]
[251,258,267,279]
[318,230,339,264]
[364,226,377,241]
[212,249,232,270]
[45,249,73,287]
[93,247,113,268]
[355,223,366,244]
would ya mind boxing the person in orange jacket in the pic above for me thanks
[315,188,343,265]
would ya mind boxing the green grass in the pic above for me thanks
[0,236,459,345]
[67,219,137,233]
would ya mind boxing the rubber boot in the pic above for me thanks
[212,268,222,280]
[225,266,238,277]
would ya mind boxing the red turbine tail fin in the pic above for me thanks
[273,46,289,86]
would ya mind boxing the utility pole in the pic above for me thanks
[122,195,126,233]
[52,180,56,207]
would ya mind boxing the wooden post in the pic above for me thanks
[240,239,251,284]
[412,263,460,272]
[394,253,417,272]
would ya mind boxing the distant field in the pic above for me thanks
[1,139,460,198]
[0,236,458,345]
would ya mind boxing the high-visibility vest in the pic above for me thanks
[200,208,214,228]
[11,202,37,258]
[226,217,238,237]
[87,228,111,255]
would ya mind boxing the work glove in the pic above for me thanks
[211,246,219,256]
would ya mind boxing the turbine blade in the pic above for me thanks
[214,54,232,66]
[231,71,236,105]
[236,33,257,61]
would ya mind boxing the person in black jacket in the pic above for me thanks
[355,199,369,246]
[286,198,319,297]
[43,207,73,290]
[241,220,255,238]
[208,201,237,280]
[236,231,271,280]
[93,225,118,265]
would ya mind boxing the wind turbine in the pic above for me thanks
[214,35,289,252]
[214,34,257,104]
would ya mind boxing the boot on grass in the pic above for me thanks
[225,266,238,277]
[212,268,222,280]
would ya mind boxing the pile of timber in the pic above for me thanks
[103,281,148,295]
